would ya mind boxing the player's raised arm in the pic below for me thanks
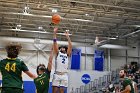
[47,47,53,71]
[65,31,72,56]
[53,27,59,55]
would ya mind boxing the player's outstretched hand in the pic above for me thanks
[53,27,58,34]
[65,30,69,38]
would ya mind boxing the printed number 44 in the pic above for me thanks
[5,63,16,72]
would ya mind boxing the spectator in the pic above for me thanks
[116,69,134,93]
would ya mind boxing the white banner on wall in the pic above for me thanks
[68,70,110,93]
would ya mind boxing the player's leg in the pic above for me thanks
[52,86,59,93]
[52,74,60,93]
[59,74,68,93]
[59,87,65,93]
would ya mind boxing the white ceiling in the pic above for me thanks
[0,0,140,46]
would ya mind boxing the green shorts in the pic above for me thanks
[1,87,23,93]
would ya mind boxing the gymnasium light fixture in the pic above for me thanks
[51,8,58,13]
[16,24,21,30]
[65,29,69,32]
[24,6,30,10]
[74,19,92,22]
[38,26,43,30]
[23,5,30,14]
[109,38,117,40]
[85,14,89,16]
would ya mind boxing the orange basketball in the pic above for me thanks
[52,14,61,24]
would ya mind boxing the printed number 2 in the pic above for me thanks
[5,63,16,72]
[62,58,65,64]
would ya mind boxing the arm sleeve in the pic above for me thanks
[21,61,29,72]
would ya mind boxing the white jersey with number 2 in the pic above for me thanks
[55,51,69,72]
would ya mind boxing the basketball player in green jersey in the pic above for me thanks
[116,69,134,93]
[34,47,53,93]
[0,43,37,93]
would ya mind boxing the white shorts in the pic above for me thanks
[52,73,68,87]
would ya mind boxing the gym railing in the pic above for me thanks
[73,69,120,93]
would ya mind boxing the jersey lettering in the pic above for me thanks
[55,52,68,72]
[11,63,16,72]
[62,58,65,64]
[60,55,67,58]
[60,55,67,64]
[5,63,16,72]
[40,80,44,85]
[5,62,10,71]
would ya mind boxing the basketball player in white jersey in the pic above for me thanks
[52,27,72,93]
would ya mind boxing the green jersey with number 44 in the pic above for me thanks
[0,58,29,89]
